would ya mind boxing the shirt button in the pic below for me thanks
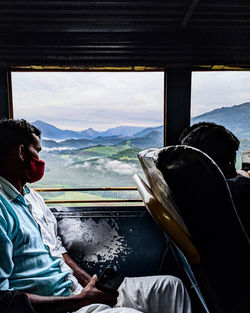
[28,203,32,209]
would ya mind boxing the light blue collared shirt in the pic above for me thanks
[0,176,72,296]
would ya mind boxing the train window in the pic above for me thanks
[11,72,164,205]
[191,71,250,169]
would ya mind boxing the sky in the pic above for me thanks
[12,71,250,131]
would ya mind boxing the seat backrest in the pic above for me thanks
[53,206,169,277]
[138,145,249,313]
[133,174,200,265]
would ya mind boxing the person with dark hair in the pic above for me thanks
[179,122,249,237]
[179,122,240,179]
[0,119,191,313]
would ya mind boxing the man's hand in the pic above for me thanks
[77,274,118,308]
[27,275,118,313]
[237,169,250,178]
[62,253,91,287]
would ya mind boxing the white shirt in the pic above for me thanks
[25,188,83,295]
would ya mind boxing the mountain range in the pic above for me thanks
[191,102,250,138]
[36,101,250,150]
[33,120,145,140]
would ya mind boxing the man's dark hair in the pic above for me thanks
[179,122,239,178]
[0,119,41,162]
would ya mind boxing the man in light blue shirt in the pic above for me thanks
[0,176,72,296]
[0,119,191,313]
[0,119,120,312]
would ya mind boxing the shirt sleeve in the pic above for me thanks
[33,191,67,254]
[0,205,14,290]
[42,202,67,254]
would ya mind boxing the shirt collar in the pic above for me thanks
[0,176,30,202]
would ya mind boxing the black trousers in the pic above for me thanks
[0,291,35,313]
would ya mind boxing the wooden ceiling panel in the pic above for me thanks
[0,0,249,68]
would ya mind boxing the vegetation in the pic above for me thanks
[110,148,141,160]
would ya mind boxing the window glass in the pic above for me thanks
[191,71,250,169]
[12,72,164,205]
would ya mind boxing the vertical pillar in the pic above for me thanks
[164,67,192,146]
[0,67,11,119]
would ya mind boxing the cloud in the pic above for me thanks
[12,71,250,128]
[73,161,91,168]
[77,158,139,176]
[12,72,164,130]
[102,160,138,175]
[43,147,75,151]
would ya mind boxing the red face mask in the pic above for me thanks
[27,156,45,183]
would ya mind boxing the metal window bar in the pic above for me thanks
[34,187,143,204]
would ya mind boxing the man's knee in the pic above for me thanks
[150,275,184,289]
[77,303,143,313]
[161,275,186,293]
[121,275,185,292]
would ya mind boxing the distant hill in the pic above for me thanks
[42,135,129,150]
[98,126,145,137]
[121,130,164,149]
[133,125,163,138]
[36,101,249,145]
[191,102,250,138]
[33,120,145,140]
[42,129,163,150]
[92,135,130,146]
[135,102,250,140]
[80,128,100,139]
[33,120,87,140]
[41,137,93,149]
[34,120,101,140]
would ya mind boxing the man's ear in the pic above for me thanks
[18,145,26,162]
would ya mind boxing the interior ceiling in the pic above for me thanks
[0,0,249,69]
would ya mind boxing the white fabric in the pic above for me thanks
[76,276,191,313]
[24,188,83,294]
[76,305,141,313]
